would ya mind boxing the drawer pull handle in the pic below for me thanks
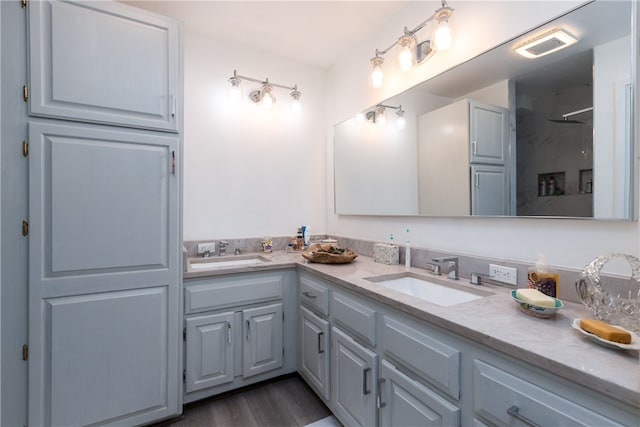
[377,378,386,409]
[317,331,324,354]
[246,319,250,341]
[507,406,540,427]
[302,291,317,299]
[362,367,371,395]
[227,323,232,344]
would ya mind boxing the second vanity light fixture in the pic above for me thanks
[228,70,301,112]
[370,0,455,88]
[358,104,406,129]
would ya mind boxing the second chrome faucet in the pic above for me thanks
[432,256,459,280]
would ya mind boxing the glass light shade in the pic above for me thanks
[229,84,242,103]
[291,98,301,113]
[370,64,384,88]
[397,115,406,129]
[433,20,454,51]
[397,36,416,71]
[261,89,274,109]
[376,108,387,125]
[356,112,365,123]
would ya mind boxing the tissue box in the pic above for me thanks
[373,243,399,265]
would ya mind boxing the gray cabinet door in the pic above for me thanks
[331,327,378,427]
[471,164,508,215]
[469,100,508,165]
[28,121,180,426]
[300,306,330,400]
[380,360,460,427]
[185,312,234,393]
[242,303,283,378]
[28,0,180,131]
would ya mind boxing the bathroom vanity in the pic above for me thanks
[183,252,639,426]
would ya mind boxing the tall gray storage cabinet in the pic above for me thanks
[26,1,183,425]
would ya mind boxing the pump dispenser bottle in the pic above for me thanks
[528,254,559,298]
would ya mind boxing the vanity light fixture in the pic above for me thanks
[228,70,302,112]
[369,0,455,88]
[514,29,577,59]
[363,104,406,129]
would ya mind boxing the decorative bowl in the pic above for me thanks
[301,244,358,264]
[511,290,564,318]
[575,253,640,334]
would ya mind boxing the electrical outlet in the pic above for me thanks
[489,264,518,285]
[197,242,216,254]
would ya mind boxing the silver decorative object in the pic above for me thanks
[575,253,640,334]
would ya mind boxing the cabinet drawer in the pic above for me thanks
[380,359,459,427]
[382,316,460,399]
[185,273,283,314]
[331,291,376,347]
[473,360,625,426]
[299,274,329,316]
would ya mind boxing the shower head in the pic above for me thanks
[548,106,593,124]
[549,118,583,124]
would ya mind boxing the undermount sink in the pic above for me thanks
[188,255,270,270]
[365,272,493,306]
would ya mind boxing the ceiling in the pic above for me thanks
[122,1,410,69]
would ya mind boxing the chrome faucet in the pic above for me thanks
[432,256,459,280]
[425,263,441,276]
[218,241,229,256]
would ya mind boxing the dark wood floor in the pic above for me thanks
[157,375,332,427]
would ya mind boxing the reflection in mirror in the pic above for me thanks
[334,1,634,219]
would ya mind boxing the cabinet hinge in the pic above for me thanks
[183,328,186,341]
[22,85,28,102]
[22,220,29,236]
[182,369,186,383]
[22,345,28,361]
[21,0,27,9]
[22,140,29,157]
[282,312,284,322]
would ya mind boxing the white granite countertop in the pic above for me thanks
[184,251,640,408]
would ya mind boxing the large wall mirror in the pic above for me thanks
[334,1,635,219]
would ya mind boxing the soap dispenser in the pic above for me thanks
[528,254,559,298]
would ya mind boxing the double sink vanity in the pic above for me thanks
[183,250,639,426]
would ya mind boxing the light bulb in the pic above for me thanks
[356,112,365,123]
[434,22,453,50]
[397,36,415,72]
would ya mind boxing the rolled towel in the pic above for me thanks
[579,319,631,344]
[515,288,556,307]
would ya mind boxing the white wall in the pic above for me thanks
[183,32,327,241]
[326,0,639,271]
[593,36,632,218]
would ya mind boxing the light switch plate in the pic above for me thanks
[197,242,216,254]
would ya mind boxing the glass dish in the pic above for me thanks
[575,253,640,334]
